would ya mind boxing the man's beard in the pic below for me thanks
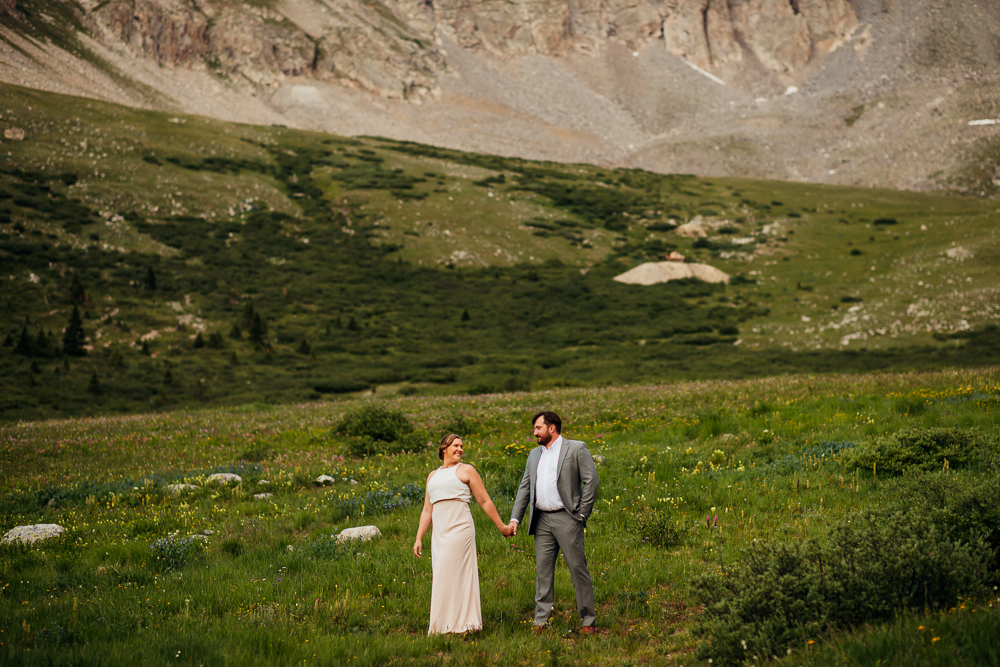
[536,431,553,446]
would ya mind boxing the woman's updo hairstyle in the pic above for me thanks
[438,433,462,460]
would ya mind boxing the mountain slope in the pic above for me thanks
[2,0,1000,194]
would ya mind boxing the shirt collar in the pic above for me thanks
[545,435,564,451]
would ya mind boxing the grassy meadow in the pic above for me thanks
[2,367,999,665]
[2,84,1000,421]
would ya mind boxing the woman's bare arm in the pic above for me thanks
[461,464,513,536]
[413,470,436,556]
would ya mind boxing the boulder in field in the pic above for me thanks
[206,473,242,485]
[167,483,200,495]
[315,474,335,485]
[337,525,381,542]
[3,524,64,544]
[253,493,273,500]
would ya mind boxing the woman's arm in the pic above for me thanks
[463,465,513,536]
[413,471,435,557]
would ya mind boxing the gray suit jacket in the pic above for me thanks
[510,438,599,536]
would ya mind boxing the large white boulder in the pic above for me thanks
[613,262,730,285]
[206,473,242,485]
[3,524,64,544]
[337,525,382,542]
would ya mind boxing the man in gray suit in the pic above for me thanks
[508,411,599,633]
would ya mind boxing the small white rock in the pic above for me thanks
[3,524,65,544]
[315,475,335,485]
[167,483,200,495]
[202,529,215,535]
[337,525,381,542]
[349,478,359,485]
[253,493,273,500]
[258,480,270,485]
[206,473,242,485]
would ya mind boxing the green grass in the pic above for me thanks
[1,368,998,665]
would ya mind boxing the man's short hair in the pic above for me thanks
[532,410,562,434]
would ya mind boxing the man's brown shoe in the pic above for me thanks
[532,625,546,634]
[580,626,596,635]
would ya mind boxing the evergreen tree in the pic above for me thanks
[461,309,470,322]
[242,301,256,330]
[193,332,205,349]
[144,266,157,291]
[296,339,311,355]
[110,348,126,369]
[62,305,87,357]
[347,316,359,331]
[249,313,267,348]
[14,325,33,357]
[33,329,49,358]
[163,368,174,385]
[69,271,86,303]
[30,359,40,374]
[2,332,13,347]
[62,356,70,370]
[140,340,151,356]
[229,323,242,339]
[207,333,224,349]
[87,370,102,395]
[229,352,239,366]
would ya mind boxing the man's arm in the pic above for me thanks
[577,444,599,521]
[509,457,532,527]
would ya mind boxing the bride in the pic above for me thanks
[413,433,512,634]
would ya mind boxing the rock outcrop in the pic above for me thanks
[3,524,65,544]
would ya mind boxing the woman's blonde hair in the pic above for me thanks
[438,433,462,460]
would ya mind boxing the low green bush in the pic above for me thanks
[841,427,997,476]
[626,506,684,548]
[149,534,203,571]
[333,403,425,457]
[693,508,993,665]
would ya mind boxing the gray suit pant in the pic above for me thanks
[534,509,596,627]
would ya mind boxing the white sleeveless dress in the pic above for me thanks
[426,464,482,634]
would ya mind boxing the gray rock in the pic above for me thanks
[206,473,242,485]
[166,483,200,495]
[3,524,64,544]
[315,474,335,485]
[337,525,381,542]
[253,493,273,500]
[349,478,359,485]
[258,479,269,485]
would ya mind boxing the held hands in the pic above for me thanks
[507,521,518,537]
[498,524,513,538]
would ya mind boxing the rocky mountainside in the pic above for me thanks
[2,0,1000,192]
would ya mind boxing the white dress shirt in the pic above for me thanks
[534,435,565,511]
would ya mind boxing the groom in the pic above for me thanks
[508,411,599,633]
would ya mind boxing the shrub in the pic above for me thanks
[840,427,997,477]
[313,379,370,394]
[150,534,202,571]
[298,533,350,561]
[626,506,684,548]
[334,404,424,457]
[332,483,424,520]
[692,508,993,665]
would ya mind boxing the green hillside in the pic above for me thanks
[1,84,999,422]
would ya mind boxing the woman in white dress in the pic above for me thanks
[413,433,512,634]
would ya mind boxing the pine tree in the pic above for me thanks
[229,352,239,366]
[163,368,174,385]
[33,329,49,358]
[14,325,33,357]
[249,313,267,349]
[69,272,86,303]
[242,301,255,330]
[296,339,311,355]
[347,316,359,331]
[62,305,87,357]
[229,323,242,339]
[87,370,102,395]
[30,359,40,374]
[207,333,224,349]
[2,332,13,347]
[461,309,470,322]
[144,266,157,291]
[110,348,126,369]
[193,332,205,349]
[140,340,151,356]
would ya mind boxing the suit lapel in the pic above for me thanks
[556,438,570,477]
